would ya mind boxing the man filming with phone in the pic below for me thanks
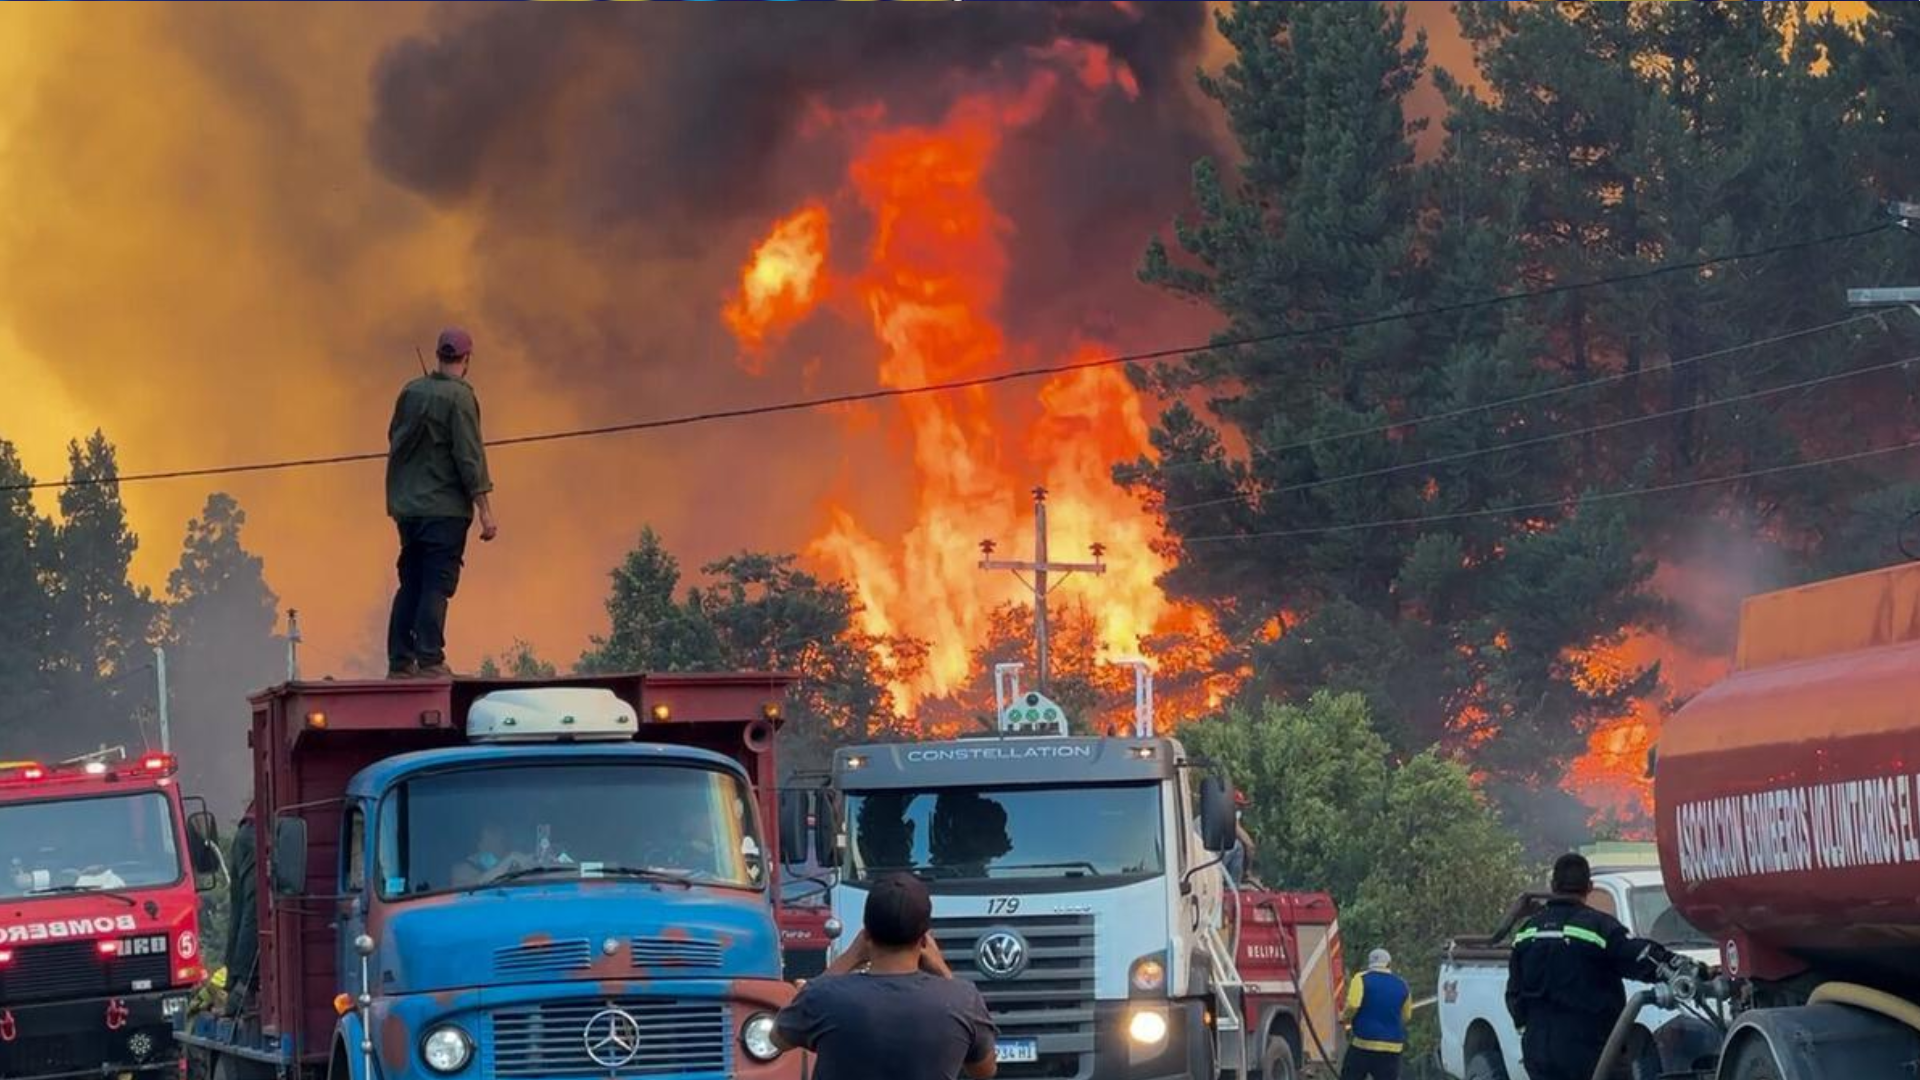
[773,873,998,1080]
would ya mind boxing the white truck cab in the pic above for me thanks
[820,677,1328,1080]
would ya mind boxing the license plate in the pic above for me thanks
[162,996,188,1018]
[996,1039,1038,1064]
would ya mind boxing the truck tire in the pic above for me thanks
[1465,1048,1512,1080]
[1260,1033,1299,1080]
[1630,1038,1664,1080]
[1724,1037,1784,1080]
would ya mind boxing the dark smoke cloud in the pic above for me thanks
[369,3,1210,257]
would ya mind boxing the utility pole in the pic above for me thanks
[1847,200,1920,314]
[153,646,170,753]
[978,487,1107,693]
[286,608,302,682]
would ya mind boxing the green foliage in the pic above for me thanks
[1181,693,1530,1063]
[478,639,559,679]
[162,493,283,819]
[41,431,159,753]
[1133,2,1660,793]
[0,441,53,754]
[580,530,925,778]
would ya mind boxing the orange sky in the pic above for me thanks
[0,1,1873,679]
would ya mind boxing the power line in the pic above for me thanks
[1180,437,1920,545]
[4,222,1891,494]
[1148,311,1884,486]
[1163,348,1920,515]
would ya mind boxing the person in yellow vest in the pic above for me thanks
[1340,948,1412,1080]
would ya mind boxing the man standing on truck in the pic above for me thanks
[1340,948,1411,1080]
[385,326,497,678]
[772,873,998,1080]
[1507,854,1677,1080]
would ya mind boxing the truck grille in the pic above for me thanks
[491,998,728,1079]
[934,914,1095,1076]
[0,940,173,1005]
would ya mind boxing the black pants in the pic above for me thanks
[1522,1016,1609,1080]
[387,516,470,668]
[1339,1047,1401,1080]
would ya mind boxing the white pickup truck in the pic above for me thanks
[1436,865,1720,1080]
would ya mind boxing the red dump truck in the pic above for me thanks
[1646,562,1920,1079]
[179,673,809,1080]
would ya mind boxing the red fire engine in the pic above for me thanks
[0,753,221,1080]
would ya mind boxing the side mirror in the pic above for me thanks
[778,791,809,865]
[1198,776,1237,854]
[186,811,222,878]
[812,792,839,867]
[271,816,308,897]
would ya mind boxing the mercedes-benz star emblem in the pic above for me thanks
[975,929,1029,980]
[583,1007,643,1069]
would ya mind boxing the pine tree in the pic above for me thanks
[44,431,157,754]
[478,640,559,679]
[1132,1,1658,786]
[0,441,53,754]
[577,528,725,674]
[162,493,283,818]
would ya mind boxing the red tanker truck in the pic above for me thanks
[1646,561,1920,1079]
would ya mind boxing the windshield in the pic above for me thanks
[378,763,763,898]
[1,792,183,899]
[1628,884,1714,948]
[845,783,1163,886]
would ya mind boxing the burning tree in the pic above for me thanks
[1129,3,1661,801]
[1129,1,1920,840]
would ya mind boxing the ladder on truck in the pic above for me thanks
[1112,660,1252,1079]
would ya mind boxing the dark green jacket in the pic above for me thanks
[386,372,492,520]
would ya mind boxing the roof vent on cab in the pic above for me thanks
[468,688,636,743]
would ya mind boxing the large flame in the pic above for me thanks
[725,58,1227,717]
[1566,630,1730,833]
[722,202,830,368]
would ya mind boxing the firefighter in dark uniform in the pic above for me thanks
[1506,853,1679,1080]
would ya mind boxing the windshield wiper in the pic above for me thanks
[461,864,575,892]
[464,863,697,893]
[578,864,696,889]
[860,864,963,881]
[27,884,138,907]
[993,861,1103,877]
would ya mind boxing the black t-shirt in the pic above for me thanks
[775,972,997,1080]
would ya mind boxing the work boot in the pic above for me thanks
[415,662,455,679]
[386,660,418,679]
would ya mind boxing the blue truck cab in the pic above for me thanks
[178,673,804,1080]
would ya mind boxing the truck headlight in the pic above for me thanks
[1127,1008,1168,1046]
[421,1026,473,1073]
[742,1013,781,1062]
[1129,954,1167,993]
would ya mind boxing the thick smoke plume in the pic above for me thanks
[0,3,1222,680]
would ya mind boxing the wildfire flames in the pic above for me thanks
[1567,631,1730,832]
[723,203,830,369]
[722,53,1230,721]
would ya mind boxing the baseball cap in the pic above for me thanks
[1368,948,1392,971]
[435,327,474,361]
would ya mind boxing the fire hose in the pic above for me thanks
[1808,982,1920,1035]
[1588,988,1655,1080]
[1255,895,1339,1072]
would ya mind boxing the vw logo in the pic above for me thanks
[975,929,1029,980]
[583,1007,643,1069]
